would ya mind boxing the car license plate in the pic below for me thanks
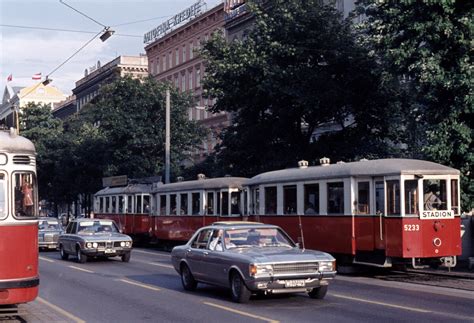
[48,245,56,249]
[284,280,306,288]
[104,249,115,254]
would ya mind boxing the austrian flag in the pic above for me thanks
[32,72,42,80]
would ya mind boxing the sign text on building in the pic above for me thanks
[144,0,204,44]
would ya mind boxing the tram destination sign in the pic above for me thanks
[420,210,454,220]
[144,0,204,44]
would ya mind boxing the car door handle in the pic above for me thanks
[203,251,209,255]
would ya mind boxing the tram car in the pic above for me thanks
[94,182,152,242]
[94,158,462,268]
[0,128,39,306]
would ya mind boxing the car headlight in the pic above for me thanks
[249,264,273,277]
[86,242,92,248]
[125,241,131,247]
[120,241,126,247]
[92,242,98,248]
[319,260,336,272]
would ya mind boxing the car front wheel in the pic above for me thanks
[180,264,197,291]
[308,285,328,299]
[121,252,131,262]
[230,272,251,303]
[76,247,87,263]
[59,245,69,260]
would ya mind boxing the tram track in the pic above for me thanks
[374,269,474,292]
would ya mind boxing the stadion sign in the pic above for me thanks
[144,0,204,44]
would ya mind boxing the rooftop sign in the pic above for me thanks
[144,0,204,44]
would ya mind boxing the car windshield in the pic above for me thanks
[224,227,295,249]
[39,221,60,230]
[77,221,118,233]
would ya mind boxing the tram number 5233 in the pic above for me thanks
[404,224,420,232]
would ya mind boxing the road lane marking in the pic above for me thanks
[37,297,86,323]
[147,262,174,269]
[119,279,161,291]
[68,265,94,273]
[134,249,171,257]
[203,302,279,323]
[39,256,55,263]
[332,294,431,313]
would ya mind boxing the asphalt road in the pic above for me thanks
[14,248,474,323]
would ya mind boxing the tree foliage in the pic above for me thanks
[201,0,393,176]
[357,0,474,210]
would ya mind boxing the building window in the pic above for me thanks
[188,69,193,90]
[175,48,179,65]
[196,68,201,88]
[181,73,186,92]
[162,55,166,71]
[168,52,171,69]
[182,45,186,62]
[189,41,194,59]
[174,75,179,88]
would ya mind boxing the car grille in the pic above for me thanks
[106,241,113,248]
[44,234,59,242]
[273,262,319,275]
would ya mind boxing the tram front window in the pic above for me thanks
[13,172,37,218]
[423,179,447,211]
[0,174,6,217]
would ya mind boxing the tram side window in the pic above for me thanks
[304,184,319,215]
[404,180,418,215]
[99,197,104,213]
[160,195,167,215]
[13,172,37,218]
[265,186,277,215]
[253,188,260,215]
[386,180,400,215]
[136,195,143,213]
[206,192,214,215]
[283,185,297,214]
[127,196,133,213]
[0,174,5,217]
[423,179,447,211]
[105,197,110,213]
[118,196,124,213]
[144,195,150,214]
[327,182,344,214]
[231,191,241,215]
[357,182,370,214]
[192,193,200,215]
[112,196,117,213]
[180,193,188,215]
[451,179,459,214]
[222,191,229,216]
[170,194,177,215]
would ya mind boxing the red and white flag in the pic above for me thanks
[32,72,42,80]
[6,74,12,82]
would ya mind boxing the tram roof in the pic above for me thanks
[95,183,152,196]
[152,177,247,193]
[246,159,460,185]
[0,129,35,154]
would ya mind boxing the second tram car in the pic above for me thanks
[93,158,462,268]
[0,129,39,306]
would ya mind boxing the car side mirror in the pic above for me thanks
[295,242,301,249]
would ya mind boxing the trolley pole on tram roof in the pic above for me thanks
[165,89,171,184]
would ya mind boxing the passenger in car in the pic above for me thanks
[209,230,223,251]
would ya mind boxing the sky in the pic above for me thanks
[0,0,222,96]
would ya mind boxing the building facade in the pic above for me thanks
[72,55,148,112]
[144,2,228,162]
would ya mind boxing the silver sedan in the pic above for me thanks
[171,223,336,303]
[58,218,133,263]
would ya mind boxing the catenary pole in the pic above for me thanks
[165,90,170,184]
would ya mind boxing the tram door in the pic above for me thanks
[374,179,386,249]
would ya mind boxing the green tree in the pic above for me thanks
[201,0,393,176]
[357,0,474,210]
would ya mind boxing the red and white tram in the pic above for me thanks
[0,129,39,306]
[94,158,462,268]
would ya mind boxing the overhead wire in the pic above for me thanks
[0,24,141,38]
